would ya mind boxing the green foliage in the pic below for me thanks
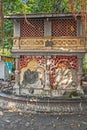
[4,0,24,14]
[32,0,53,13]
[2,0,70,51]
[4,0,70,14]
[52,0,69,13]
[69,91,83,98]
[0,19,13,50]
[83,54,87,72]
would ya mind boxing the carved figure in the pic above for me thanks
[22,69,39,85]
[54,61,73,89]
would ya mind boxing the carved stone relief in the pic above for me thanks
[20,57,46,89]
[13,37,85,51]
[20,56,78,95]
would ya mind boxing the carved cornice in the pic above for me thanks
[13,37,85,52]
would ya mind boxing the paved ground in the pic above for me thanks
[0,108,87,130]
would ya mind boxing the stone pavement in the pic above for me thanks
[0,108,87,130]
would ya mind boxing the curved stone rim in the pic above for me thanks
[0,92,87,114]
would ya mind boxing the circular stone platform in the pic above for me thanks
[0,93,87,114]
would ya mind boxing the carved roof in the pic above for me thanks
[4,13,81,20]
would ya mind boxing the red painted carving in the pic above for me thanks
[19,55,78,88]
[49,56,78,86]
[19,56,46,69]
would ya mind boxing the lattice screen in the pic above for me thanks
[20,18,77,37]
[20,19,44,37]
[52,19,77,37]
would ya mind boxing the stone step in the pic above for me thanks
[0,93,87,114]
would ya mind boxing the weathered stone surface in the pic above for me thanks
[0,107,87,130]
[0,93,87,113]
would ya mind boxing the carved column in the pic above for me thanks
[77,54,84,94]
[13,55,20,95]
[44,56,51,90]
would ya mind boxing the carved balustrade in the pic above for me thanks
[13,37,85,52]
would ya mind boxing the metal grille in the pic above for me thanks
[20,19,44,37]
[52,19,77,37]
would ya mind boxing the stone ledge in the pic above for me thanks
[0,93,87,114]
